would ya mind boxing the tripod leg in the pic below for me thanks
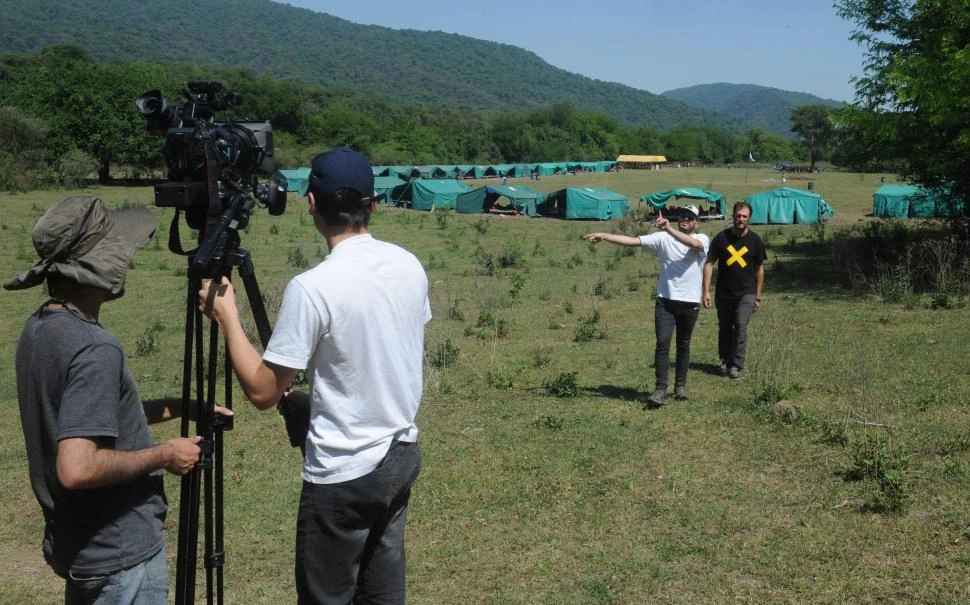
[175,270,202,605]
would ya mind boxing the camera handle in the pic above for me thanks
[174,238,272,605]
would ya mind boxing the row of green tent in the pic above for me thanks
[872,183,965,218]
[278,161,616,197]
[641,187,834,224]
[393,179,630,220]
[278,169,629,220]
[373,160,616,180]
[278,161,616,195]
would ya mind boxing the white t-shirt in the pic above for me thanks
[639,231,710,303]
[264,233,432,484]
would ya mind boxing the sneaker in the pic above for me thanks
[674,385,688,400]
[719,363,728,376]
[727,366,741,379]
[646,388,667,407]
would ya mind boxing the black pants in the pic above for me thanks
[295,440,421,605]
[715,294,756,370]
[654,297,700,390]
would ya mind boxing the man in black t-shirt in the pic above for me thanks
[702,201,767,379]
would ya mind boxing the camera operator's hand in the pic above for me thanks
[162,436,204,476]
[199,277,239,327]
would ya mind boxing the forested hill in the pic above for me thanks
[0,0,744,133]
[662,83,845,137]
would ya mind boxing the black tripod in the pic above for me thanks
[172,195,276,605]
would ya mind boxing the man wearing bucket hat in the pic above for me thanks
[6,196,215,604]
[199,147,431,604]
[584,204,710,406]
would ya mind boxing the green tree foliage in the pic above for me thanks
[743,127,797,164]
[0,45,178,183]
[789,105,833,171]
[491,102,620,162]
[0,44,774,183]
[0,105,50,189]
[614,125,663,156]
[835,0,970,212]
[663,125,737,164]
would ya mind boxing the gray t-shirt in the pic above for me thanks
[16,305,166,576]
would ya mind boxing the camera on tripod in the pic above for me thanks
[136,81,286,235]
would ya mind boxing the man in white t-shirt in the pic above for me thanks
[199,147,431,604]
[584,204,710,406]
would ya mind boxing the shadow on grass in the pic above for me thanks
[691,361,726,377]
[584,385,669,410]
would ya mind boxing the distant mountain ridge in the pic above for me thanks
[0,1,833,136]
[0,0,748,133]
[661,83,845,137]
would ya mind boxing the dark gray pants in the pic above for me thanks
[654,297,700,390]
[296,440,421,605]
[715,294,757,370]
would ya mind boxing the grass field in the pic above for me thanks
[1,167,969,604]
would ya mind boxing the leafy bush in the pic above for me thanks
[499,245,525,268]
[473,247,496,276]
[485,370,513,390]
[508,272,525,299]
[573,310,605,342]
[847,434,908,513]
[287,246,309,269]
[544,371,579,397]
[447,298,464,321]
[58,148,97,187]
[534,414,564,431]
[135,320,166,357]
[428,339,460,369]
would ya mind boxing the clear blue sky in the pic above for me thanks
[274,0,865,102]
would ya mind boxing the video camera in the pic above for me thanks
[136,81,286,239]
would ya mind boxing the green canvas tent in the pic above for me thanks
[279,168,310,193]
[397,179,471,210]
[744,187,834,224]
[372,166,398,177]
[641,187,727,215]
[534,162,568,177]
[540,187,629,220]
[374,175,407,204]
[871,183,963,218]
[455,184,545,216]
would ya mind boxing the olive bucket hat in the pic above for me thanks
[4,196,156,297]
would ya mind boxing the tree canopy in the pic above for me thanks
[836,0,970,213]
[790,105,834,171]
[0,45,814,189]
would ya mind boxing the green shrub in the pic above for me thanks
[847,434,908,513]
[544,371,579,397]
[485,370,513,390]
[499,245,525,268]
[447,298,464,321]
[534,414,564,430]
[428,339,460,369]
[508,272,525,299]
[135,320,165,357]
[287,246,309,269]
[574,310,605,342]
